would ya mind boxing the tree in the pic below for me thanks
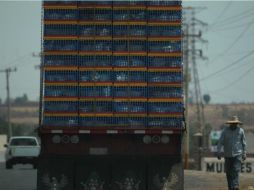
[14,93,29,104]
[0,98,2,105]
[0,117,8,134]
[203,94,211,104]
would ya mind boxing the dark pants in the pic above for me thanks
[225,156,241,190]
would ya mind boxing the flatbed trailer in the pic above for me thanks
[38,1,184,189]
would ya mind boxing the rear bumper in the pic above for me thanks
[7,157,38,164]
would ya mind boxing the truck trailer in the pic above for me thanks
[38,1,184,190]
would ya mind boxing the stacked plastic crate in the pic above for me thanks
[42,0,183,131]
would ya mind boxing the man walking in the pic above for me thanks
[217,116,247,190]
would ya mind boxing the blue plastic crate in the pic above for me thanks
[80,117,93,127]
[44,86,78,97]
[44,9,78,20]
[78,1,94,6]
[44,40,77,51]
[79,56,112,67]
[129,41,146,52]
[44,25,77,36]
[148,10,181,22]
[114,102,146,113]
[79,9,112,21]
[113,41,146,52]
[148,87,182,98]
[114,71,146,82]
[44,1,77,5]
[113,10,146,21]
[148,0,181,6]
[113,25,146,37]
[45,71,78,82]
[148,102,183,113]
[148,41,181,52]
[113,25,147,37]
[113,10,129,21]
[148,57,182,67]
[43,116,78,127]
[44,55,77,67]
[113,1,146,6]
[80,86,112,97]
[95,56,112,67]
[113,25,128,37]
[94,1,112,5]
[44,101,78,112]
[95,102,112,113]
[113,56,128,67]
[148,72,182,83]
[148,117,182,128]
[79,102,112,113]
[129,25,147,36]
[79,71,112,82]
[128,1,146,5]
[96,25,112,36]
[148,26,181,37]
[113,117,146,128]
[79,1,112,6]
[113,41,128,52]
[79,102,93,113]
[80,117,112,127]
[79,25,112,37]
[79,41,112,51]
[78,56,94,67]
[114,87,147,98]
[113,56,146,67]
[79,25,94,36]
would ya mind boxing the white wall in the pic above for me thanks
[246,132,254,154]
[0,135,7,162]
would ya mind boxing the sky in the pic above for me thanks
[0,1,254,104]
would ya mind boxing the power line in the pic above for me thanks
[0,53,30,68]
[200,50,254,81]
[208,20,254,65]
[210,12,254,30]
[209,64,254,93]
[209,20,254,32]
[210,8,254,29]
[221,20,254,54]
[210,1,232,27]
[0,68,17,140]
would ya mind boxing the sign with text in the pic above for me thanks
[202,157,254,174]
[209,130,222,152]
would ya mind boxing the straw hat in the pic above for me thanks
[225,116,243,125]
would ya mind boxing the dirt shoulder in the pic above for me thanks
[184,170,254,190]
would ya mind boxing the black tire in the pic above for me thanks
[33,163,37,169]
[5,161,13,169]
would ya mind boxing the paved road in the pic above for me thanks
[0,161,253,190]
[0,163,37,190]
[0,151,5,162]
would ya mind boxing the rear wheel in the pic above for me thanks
[5,161,13,169]
[33,159,38,169]
[33,163,37,169]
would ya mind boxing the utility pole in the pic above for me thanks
[0,67,17,140]
[32,52,43,127]
[182,21,190,169]
[183,6,208,170]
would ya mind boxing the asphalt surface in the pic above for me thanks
[0,163,37,190]
[0,160,253,190]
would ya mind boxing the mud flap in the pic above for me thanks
[37,156,183,190]
[75,157,110,190]
[148,157,183,190]
[111,157,146,190]
[37,156,74,190]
